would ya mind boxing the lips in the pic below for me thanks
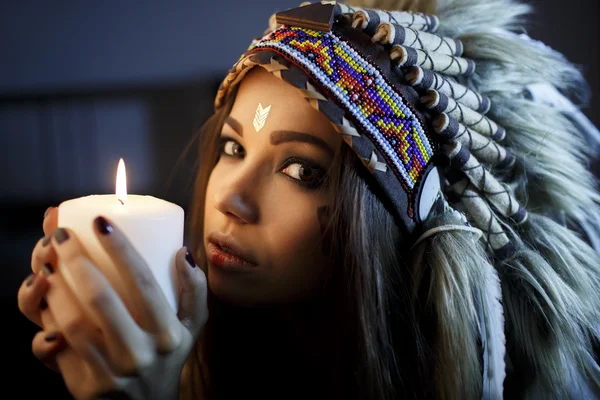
[207,232,259,269]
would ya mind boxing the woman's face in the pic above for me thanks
[203,67,342,307]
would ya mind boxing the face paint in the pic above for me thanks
[317,206,332,256]
[253,103,272,132]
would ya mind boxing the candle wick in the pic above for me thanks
[118,198,125,206]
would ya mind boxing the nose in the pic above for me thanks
[213,171,260,224]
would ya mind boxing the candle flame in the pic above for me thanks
[116,158,127,206]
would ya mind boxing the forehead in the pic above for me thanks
[230,67,339,138]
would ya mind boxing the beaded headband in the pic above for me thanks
[214,1,528,260]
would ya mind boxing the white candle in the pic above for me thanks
[57,158,184,313]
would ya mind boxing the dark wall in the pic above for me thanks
[1,1,300,397]
[2,1,599,398]
[529,0,600,129]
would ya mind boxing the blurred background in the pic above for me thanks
[1,0,598,398]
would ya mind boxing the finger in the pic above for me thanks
[32,330,66,372]
[91,217,180,341]
[18,271,50,327]
[56,347,117,400]
[176,247,208,338]
[42,261,110,368]
[40,295,63,347]
[31,233,58,275]
[43,206,58,236]
[56,246,152,372]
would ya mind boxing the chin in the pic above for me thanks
[207,264,318,309]
[207,264,269,308]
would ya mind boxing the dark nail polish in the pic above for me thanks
[40,297,48,310]
[185,250,197,268]
[94,216,113,235]
[54,228,69,244]
[42,235,51,247]
[25,274,36,287]
[44,332,58,342]
[42,263,54,276]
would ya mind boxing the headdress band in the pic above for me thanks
[215,1,528,260]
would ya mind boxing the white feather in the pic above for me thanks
[475,263,506,399]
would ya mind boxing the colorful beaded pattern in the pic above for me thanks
[248,26,435,197]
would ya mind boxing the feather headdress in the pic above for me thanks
[214,0,600,397]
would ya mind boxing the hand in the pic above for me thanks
[18,207,64,371]
[18,207,208,400]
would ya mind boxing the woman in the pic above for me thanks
[17,0,600,398]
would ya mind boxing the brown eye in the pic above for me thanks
[221,139,245,157]
[281,161,325,188]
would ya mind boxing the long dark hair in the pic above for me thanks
[178,88,437,399]
[178,0,600,397]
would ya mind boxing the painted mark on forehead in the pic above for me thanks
[253,103,272,132]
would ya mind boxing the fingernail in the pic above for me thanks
[40,297,48,310]
[44,331,58,342]
[42,235,51,247]
[42,263,54,276]
[54,228,69,244]
[44,207,53,219]
[25,274,36,287]
[185,250,197,268]
[94,216,113,235]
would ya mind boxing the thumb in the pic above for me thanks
[175,247,208,338]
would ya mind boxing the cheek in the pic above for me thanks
[263,196,330,280]
[203,167,220,235]
[317,206,331,256]
[271,216,318,258]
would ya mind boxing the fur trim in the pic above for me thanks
[344,0,438,14]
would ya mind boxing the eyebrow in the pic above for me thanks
[270,130,335,158]
[225,116,335,158]
[225,116,244,137]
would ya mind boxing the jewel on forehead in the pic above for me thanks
[253,103,272,133]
